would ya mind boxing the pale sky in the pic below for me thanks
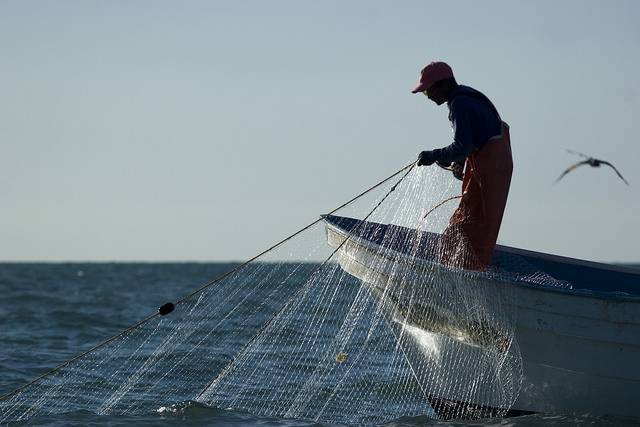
[1,0,639,262]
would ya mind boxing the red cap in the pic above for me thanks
[411,61,454,93]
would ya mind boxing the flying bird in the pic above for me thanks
[555,150,629,185]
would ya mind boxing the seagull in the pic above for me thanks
[555,150,629,185]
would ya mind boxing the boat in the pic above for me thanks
[322,214,640,419]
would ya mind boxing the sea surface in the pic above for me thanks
[1,263,639,427]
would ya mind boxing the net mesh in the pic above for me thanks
[0,166,569,424]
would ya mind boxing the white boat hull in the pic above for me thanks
[325,221,640,418]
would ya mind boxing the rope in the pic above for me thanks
[0,161,416,403]
[175,161,415,305]
[196,163,416,400]
[422,194,463,220]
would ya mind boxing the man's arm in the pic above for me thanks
[417,100,474,166]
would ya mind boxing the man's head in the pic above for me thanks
[411,61,458,105]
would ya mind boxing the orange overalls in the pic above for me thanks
[438,123,513,270]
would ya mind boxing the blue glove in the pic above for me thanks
[417,150,436,166]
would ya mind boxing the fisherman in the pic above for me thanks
[412,61,513,270]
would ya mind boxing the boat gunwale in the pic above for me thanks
[495,244,640,277]
[323,217,640,303]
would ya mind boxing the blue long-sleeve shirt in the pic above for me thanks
[431,85,502,164]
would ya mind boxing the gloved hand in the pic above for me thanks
[435,159,451,169]
[451,161,464,181]
[417,150,436,166]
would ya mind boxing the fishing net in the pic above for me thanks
[0,165,569,424]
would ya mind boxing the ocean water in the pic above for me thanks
[1,263,638,427]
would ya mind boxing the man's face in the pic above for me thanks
[424,81,448,106]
